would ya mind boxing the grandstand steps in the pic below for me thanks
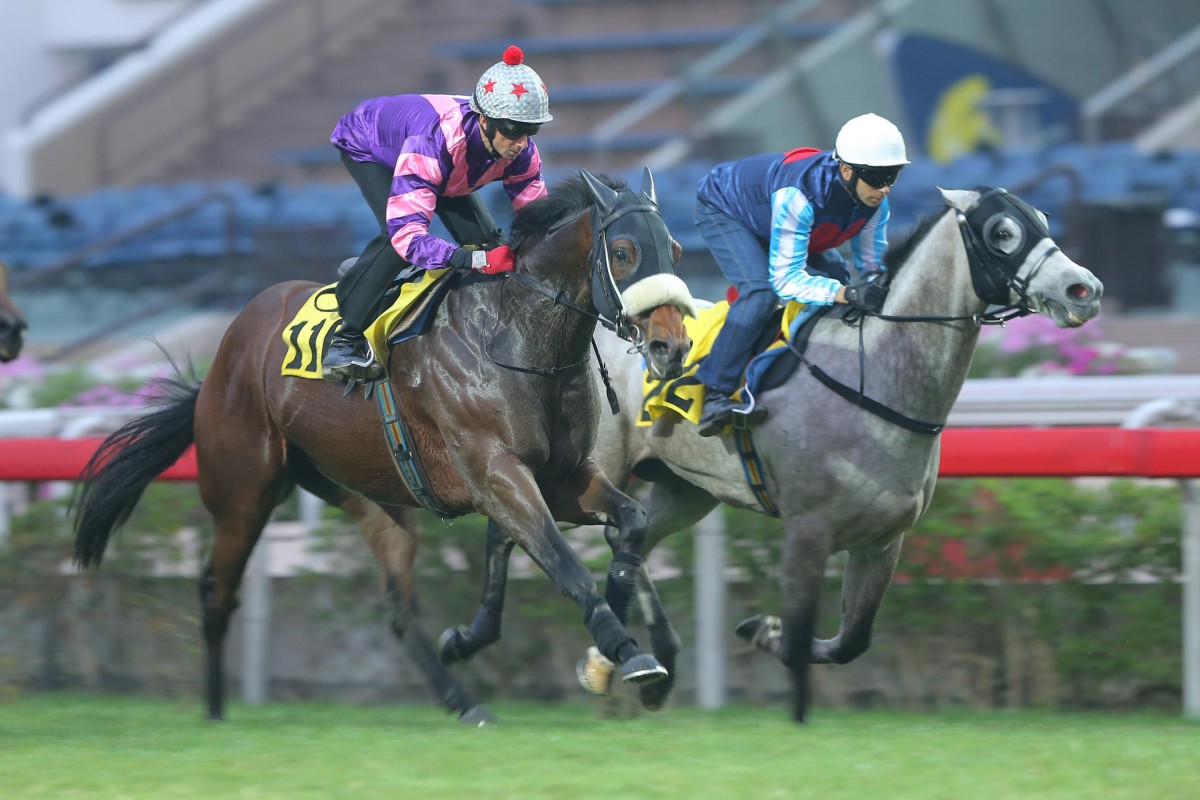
[167,0,525,185]
[161,0,859,183]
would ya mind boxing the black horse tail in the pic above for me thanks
[72,374,201,568]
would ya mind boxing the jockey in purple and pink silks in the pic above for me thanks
[692,113,910,436]
[322,45,552,383]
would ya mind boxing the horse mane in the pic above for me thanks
[882,203,957,273]
[884,187,996,271]
[509,172,629,252]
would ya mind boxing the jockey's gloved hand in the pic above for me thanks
[843,276,888,313]
[449,245,515,275]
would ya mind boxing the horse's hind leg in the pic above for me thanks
[810,535,904,665]
[777,513,835,723]
[620,474,719,710]
[341,495,494,726]
[438,519,514,665]
[197,453,286,721]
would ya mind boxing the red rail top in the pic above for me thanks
[1,427,1200,482]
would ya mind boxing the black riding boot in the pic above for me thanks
[697,387,767,437]
[322,326,383,383]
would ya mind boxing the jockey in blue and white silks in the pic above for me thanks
[323,45,552,383]
[692,113,909,437]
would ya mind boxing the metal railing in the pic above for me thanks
[1080,24,1200,145]
[17,0,208,126]
[589,0,837,165]
[13,0,398,194]
[95,0,393,186]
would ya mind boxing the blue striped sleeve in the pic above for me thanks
[851,197,889,272]
[769,187,842,305]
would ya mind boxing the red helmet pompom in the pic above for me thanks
[503,45,524,66]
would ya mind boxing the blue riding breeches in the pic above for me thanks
[693,199,848,394]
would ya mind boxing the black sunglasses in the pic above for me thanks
[855,167,901,189]
[491,118,541,139]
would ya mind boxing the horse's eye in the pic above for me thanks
[610,237,641,280]
[983,214,1023,255]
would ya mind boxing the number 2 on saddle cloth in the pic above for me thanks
[638,298,815,426]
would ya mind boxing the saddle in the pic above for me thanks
[280,269,460,380]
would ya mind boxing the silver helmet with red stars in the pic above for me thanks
[470,45,553,124]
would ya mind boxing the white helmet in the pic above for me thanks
[469,45,553,124]
[834,113,909,168]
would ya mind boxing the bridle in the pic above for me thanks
[861,188,1057,329]
[485,175,676,380]
[796,189,1061,435]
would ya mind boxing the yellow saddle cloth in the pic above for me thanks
[280,268,451,379]
[638,299,807,426]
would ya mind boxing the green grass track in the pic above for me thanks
[1,693,1197,799]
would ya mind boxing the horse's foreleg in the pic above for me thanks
[547,458,648,626]
[630,566,681,710]
[483,460,666,687]
[565,468,718,708]
[438,518,514,665]
[346,496,494,726]
[811,535,904,665]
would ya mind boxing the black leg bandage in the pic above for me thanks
[584,596,638,664]
[604,552,643,625]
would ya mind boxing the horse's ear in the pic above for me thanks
[580,169,618,214]
[939,187,980,212]
[640,166,657,206]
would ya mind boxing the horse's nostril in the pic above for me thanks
[1069,283,1090,301]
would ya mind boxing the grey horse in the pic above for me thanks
[439,187,1104,722]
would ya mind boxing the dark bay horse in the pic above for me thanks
[0,259,27,361]
[71,170,695,725]
[442,187,1104,722]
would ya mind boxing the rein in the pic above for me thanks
[482,192,661,406]
[482,274,595,376]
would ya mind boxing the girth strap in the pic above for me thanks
[373,381,453,519]
[732,426,780,518]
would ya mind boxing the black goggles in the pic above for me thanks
[491,118,541,139]
[854,167,902,189]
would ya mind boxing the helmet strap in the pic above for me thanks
[839,163,864,206]
[480,116,501,158]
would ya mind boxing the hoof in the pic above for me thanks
[576,646,615,695]
[458,705,498,727]
[620,653,668,685]
[735,614,784,658]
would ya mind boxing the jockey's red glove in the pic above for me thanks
[478,245,515,274]
[449,245,515,275]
